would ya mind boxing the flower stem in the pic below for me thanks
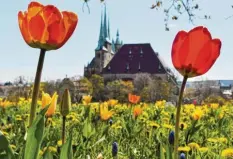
[29,49,46,127]
[174,75,188,159]
[62,116,66,144]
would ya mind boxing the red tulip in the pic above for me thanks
[171,26,221,78]
[18,1,78,50]
[128,93,140,104]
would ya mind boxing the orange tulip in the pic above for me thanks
[133,106,142,118]
[128,93,140,104]
[171,26,221,78]
[18,1,78,50]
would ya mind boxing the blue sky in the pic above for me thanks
[0,0,233,83]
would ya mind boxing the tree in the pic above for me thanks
[147,78,174,102]
[75,77,93,103]
[105,80,134,102]
[89,74,105,101]
[133,73,152,94]
[43,80,59,95]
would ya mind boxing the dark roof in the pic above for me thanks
[102,43,167,74]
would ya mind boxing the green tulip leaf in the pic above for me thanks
[24,105,49,159]
[60,132,73,159]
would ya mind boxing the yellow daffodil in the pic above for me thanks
[210,103,219,109]
[178,146,190,152]
[0,100,12,108]
[155,100,166,109]
[147,121,160,128]
[199,147,208,153]
[192,108,203,120]
[57,140,62,147]
[100,104,114,120]
[162,124,173,129]
[188,142,200,150]
[43,146,57,153]
[107,99,118,106]
[218,137,228,143]
[82,95,92,105]
[221,148,233,158]
[207,138,218,143]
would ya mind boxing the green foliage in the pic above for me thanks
[204,95,226,104]
[60,132,73,159]
[78,77,93,95]
[1,98,233,158]
[105,80,134,102]
[89,74,104,101]
[24,105,49,159]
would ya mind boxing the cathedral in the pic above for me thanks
[84,6,176,84]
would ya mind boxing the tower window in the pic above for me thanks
[140,47,143,57]
[126,63,130,72]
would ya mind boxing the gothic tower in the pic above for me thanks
[114,29,123,53]
[84,5,123,78]
[94,5,114,73]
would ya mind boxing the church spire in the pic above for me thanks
[103,5,108,39]
[96,9,104,50]
[108,18,110,39]
[115,29,121,45]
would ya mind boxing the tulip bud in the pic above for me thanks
[112,142,118,157]
[180,153,185,159]
[169,131,175,145]
[60,89,71,116]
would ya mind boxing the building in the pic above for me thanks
[84,6,176,83]
[180,80,233,100]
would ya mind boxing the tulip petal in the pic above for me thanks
[42,5,62,25]
[40,5,62,44]
[59,11,78,48]
[28,13,45,42]
[171,30,188,69]
[178,26,212,69]
[27,1,44,20]
[47,21,66,47]
[18,11,31,44]
[47,92,58,117]
[196,39,221,75]
[42,92,52,109]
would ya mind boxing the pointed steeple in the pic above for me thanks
[108,18,110,39]
[96,9,104,50]
[115,29,121,45]
[103,5,108,39]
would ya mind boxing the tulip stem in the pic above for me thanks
[29,49,46,127]
[174,75,188,159]
[62,116,66,144]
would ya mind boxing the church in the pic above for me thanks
[84,6,176,84]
